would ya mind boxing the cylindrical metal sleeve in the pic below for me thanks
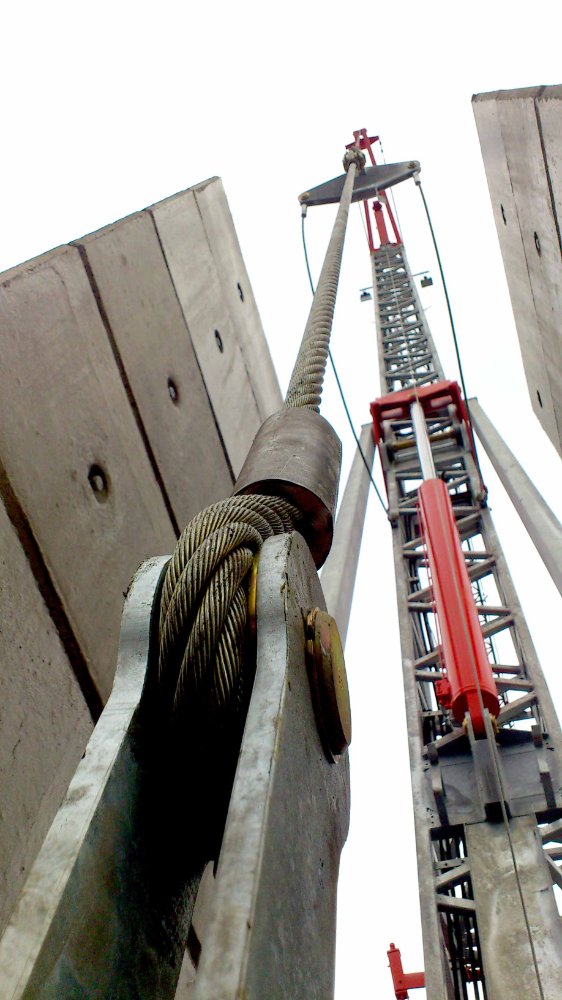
[233,409,342,567]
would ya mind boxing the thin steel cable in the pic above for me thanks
[301,213,388,516]
[416,178,486,488]
[159,154,361,725]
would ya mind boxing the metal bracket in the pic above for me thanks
[190,532,350,999]
[0,557,208,999]
[299,161,421,208]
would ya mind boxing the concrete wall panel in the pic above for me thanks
[193,178,283,419]
[0,246,176,701]
[151,188,263,477]
[536,86,562,229]
[473,87,562,456]
[494,91,562,443]
[75,211,234,529]
[0,176,281,942]
[0,498,93,933]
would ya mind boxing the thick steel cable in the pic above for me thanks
[300,212,388,516]
[158,155,360,724]
[285,160,358,410]
[159,495,303,721]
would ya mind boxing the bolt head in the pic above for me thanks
[306,608,351,761]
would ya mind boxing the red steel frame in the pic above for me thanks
[346,128,402,249]
[387,943,425,999]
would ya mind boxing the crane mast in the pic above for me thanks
[364,131,562,998]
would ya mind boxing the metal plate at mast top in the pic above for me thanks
[299,160,420,207]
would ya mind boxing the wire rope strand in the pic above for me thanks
[301,214,388,515]
[285,161,358,410]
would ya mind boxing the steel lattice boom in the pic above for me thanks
[364,133,562,999]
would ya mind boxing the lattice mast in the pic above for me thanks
[351,128,562,1000]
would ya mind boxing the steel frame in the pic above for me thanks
[370,235,562,998]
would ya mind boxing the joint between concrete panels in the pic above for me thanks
[191,192,264,420]
[533,97,562,259]
[73,242,181,538]
[0,458,103,722]
[147,208,236,486]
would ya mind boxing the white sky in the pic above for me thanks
[4,2,562,996]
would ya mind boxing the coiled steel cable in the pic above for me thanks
[158,154,360,724]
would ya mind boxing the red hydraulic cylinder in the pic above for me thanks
[418,478,499,736]
[373,200,390,246]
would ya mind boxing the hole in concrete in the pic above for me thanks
[237,282,245,302]
[534,231,541,255]
[537,389,543,408]
[88,464,110,503]
[168,377,179,403]
[215,329,224,353]
[500,204,507,225]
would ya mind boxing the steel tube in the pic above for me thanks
[411,400,436,479]
[320,424,375,647]
[469,398,562,599]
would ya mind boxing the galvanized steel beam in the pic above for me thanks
[191,532,350,999]
[321,423,375,647]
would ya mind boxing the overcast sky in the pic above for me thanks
[4,2,562,996]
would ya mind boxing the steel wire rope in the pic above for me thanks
[158,154,361,726]
[301,212,388,515]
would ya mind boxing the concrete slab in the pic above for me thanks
[0,496,92,935]
[75,210,234,528]
[0,245,176,701]
[151,189,263,477]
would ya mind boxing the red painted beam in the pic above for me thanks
[387,943,425,999]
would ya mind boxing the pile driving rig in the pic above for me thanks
[2,130,562,1000]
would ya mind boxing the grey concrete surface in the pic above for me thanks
[0,176,281,947]
[151,187,264,476]
[473,86,562,456]
[0,498,92,935]
[75,210,234,526]
[0,244,177,702]
[192,178,282,420]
